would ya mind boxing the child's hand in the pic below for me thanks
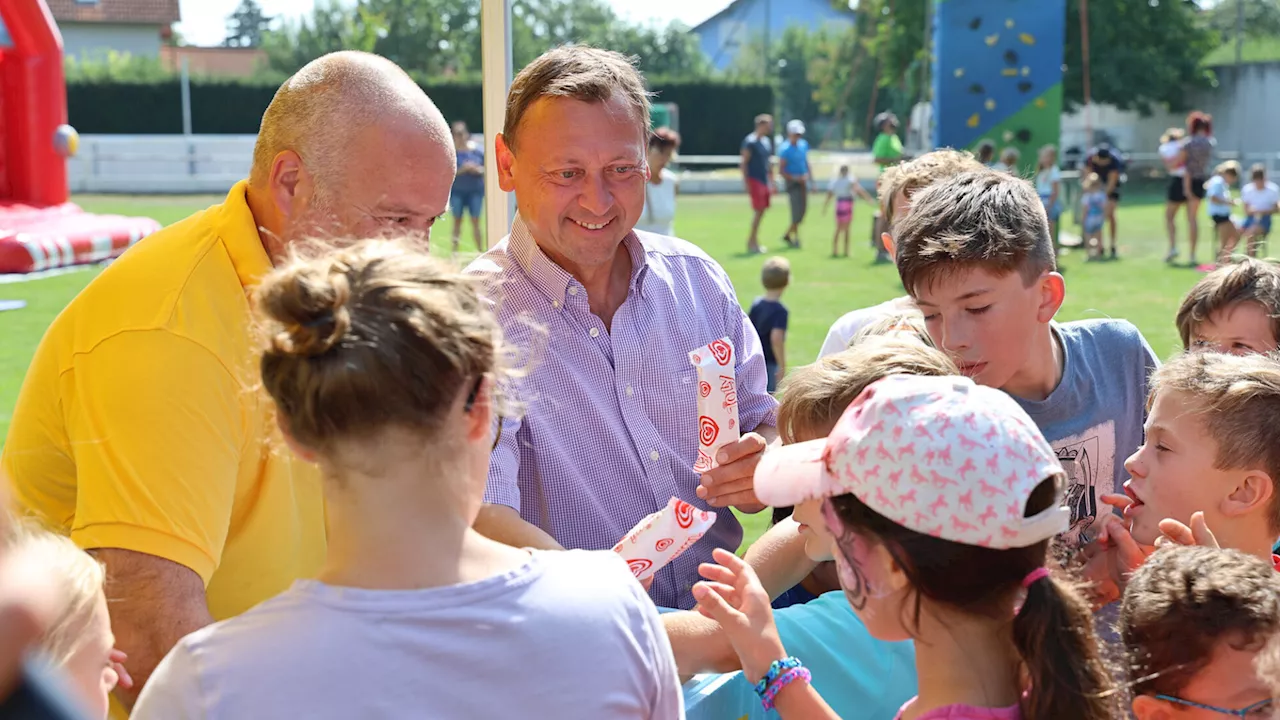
[1155,511,1221,550]
[1075,514,1152,607]
[693,548,787,684]
[110,648,134,690]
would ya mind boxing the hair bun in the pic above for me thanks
[260,262,352,357]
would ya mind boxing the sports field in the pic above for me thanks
[1,191,1201,547]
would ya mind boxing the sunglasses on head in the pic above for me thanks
[464,375,502,451]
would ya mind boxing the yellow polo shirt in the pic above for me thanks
[2,180,327,621]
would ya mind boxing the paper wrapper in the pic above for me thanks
[613,497,717,581]
[689,337,741,473]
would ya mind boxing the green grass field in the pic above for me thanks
[1,191,1201,548]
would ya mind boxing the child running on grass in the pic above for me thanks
[823,165,874,258]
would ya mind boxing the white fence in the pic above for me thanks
[68,135,256,195]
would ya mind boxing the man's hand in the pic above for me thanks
[88,549,214,708]
[696,433,768,513]
[1155,511,1221,550]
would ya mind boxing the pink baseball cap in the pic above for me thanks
[755,375,1069,550]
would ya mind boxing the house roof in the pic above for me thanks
[46,0,180,25]
[692,0,746,32]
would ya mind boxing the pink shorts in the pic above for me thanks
[748,178,771,211]
[836,197,854,224]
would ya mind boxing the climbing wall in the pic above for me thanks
[931,0,1068,171]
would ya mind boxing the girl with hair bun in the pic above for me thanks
[132,239,682,719]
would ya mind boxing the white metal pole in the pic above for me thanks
[481,0,514,246]
[181,57,192,136]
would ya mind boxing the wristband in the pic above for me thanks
[761,667,812,711]
[752,656,801,697]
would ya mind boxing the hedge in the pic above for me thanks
[66,79,772,156]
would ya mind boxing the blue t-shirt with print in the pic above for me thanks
[777,139,810,178]
[741,133,772,183]
[1011,319,1159,551]
[774,591,917,719]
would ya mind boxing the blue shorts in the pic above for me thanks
[1244,215,1273,234]
[450,190,483,218]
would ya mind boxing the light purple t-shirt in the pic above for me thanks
[132,550,684,719]
[896,698,1022,720]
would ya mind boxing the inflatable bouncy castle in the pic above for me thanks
[0,0,159,274]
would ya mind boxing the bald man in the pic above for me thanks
[1,51,454,712]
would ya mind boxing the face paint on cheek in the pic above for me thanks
[823,500,889,614]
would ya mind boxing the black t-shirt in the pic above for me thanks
[748,297,789,366]
[1087,149,1124,186]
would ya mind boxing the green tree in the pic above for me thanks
[1063,0,1216,113]
[1202,0,1280,42]
[262,0,386,74]
[225,0,273,48]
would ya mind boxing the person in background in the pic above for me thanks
[1183,111,1217,266]
[871,112,904,263]
[1,51,456,711]
[1205,160,1241,266]
[635,127,681,236]
[1086,142,1125,259]
[749,257,790,393]
[778,119,813,248]
[822,164,873,258]
[1159,127,1188,263]
[1240,163,1279,258]
[976,139,996,166]
[1175,257,1280,355]
[1080,172,1108,261]
[132,241,683,718]
[1035,145,1063,253]
[450,120,486,253]
[742,113,775,255]
[993,146,1020,174]
[7,529,129,720]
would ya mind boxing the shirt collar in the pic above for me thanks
[217,180,273,291]
[507,214,650,306]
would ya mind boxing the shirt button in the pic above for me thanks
[569,287,579,296]
[552,301,560,308]
[650,450,660,462]
[589,327,599,338]
[626,386,634,396]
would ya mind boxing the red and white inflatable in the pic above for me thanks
[0,1,160,274]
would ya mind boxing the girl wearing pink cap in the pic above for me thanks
[693,374,1118,719]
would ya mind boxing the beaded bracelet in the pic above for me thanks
[761,667,812,711]
[752,657,802,697]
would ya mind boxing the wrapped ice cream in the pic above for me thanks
[689,337,741,473]
[613,497,717,581]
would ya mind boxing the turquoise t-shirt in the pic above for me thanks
[774,591,917,718]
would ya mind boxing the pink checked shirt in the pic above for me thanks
[467,216,778,609]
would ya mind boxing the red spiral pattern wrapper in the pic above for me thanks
[674,500,695,529]
[699,381,711,398]
[613,497,717,582]
[654,538,674,552]
[627,558,654,578]
[698,416,719,447]
[689,337,741,474]
[709,339,733,366]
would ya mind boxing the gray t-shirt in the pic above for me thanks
[1012,319,1159,551]
[133,550,684,719]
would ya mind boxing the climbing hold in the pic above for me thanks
[954,68,965,78]
[1017,81,1033,94]
[1015,129,1032,143]
[968,114,980,128]
[985,99,996,111]
[1004,50,1019,65]
[1020,33,1036,45]
[969,17,982,30]
[1034,98,1048,109]
[969,83,985,95]
[1002,131,1015,143]
[1005,18,1014,28]
[1001,68,1019,77]
[985,34,999,46]
[1021,66,1030,77]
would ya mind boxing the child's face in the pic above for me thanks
[62,593,119,720]
[1123,390,1234,545]
[1191,301,1278,355]
[791,423,838,563]
[821,500,910,642]
[1133,635,1272,720]
[913,266,1055,394]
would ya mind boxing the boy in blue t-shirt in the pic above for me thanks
[748,257,790,393]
